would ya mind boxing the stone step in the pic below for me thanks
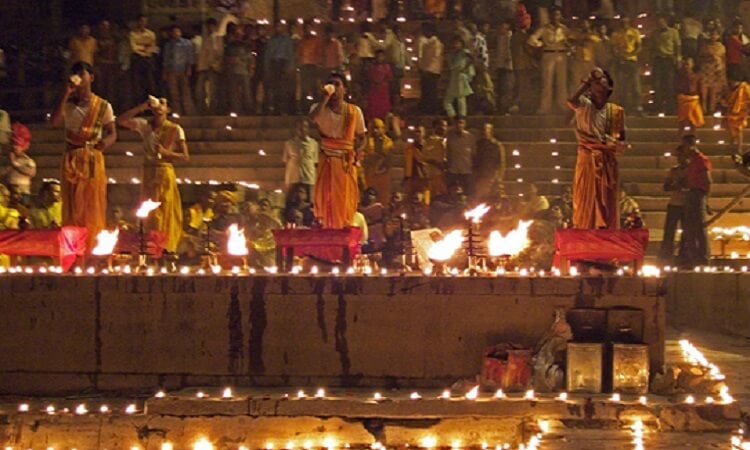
[26,125,742,144]
[25,114,736,131]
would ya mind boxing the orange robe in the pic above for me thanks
[723,82,750,137]
[572,102,625,230]
[141,120,183,253]
[314,103,361,229]
[62,94,109,250]
[362,134,393,205]
[677,94,705,128]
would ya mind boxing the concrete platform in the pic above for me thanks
[0,274,665,395]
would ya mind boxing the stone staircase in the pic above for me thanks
[26,114,750,248]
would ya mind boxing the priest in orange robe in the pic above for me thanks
[309,72,367,229]
[567,68,626,230]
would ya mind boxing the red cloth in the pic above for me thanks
[114,230,167,258]
[0,226,87,270]
[686,151,712,192]
[726,35,744,65]
[273,227,362,263]
[554,228,649,266]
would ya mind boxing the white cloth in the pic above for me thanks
[131,117,186,162]
[6,153,36,193]
[356,32,380,58]
[681,17,703,40]
[63,100,115,141]
[282,136,319,186]
[197,32,224,72]
[383,29,406,69]
[573,95,611,146]
[310,103,366,140]
[417,35,444,74]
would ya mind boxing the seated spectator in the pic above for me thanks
[3,123,36,202]
[185,190,216,234]
[242,199,281,267]
[549,186,573,227]
[0,109,10,151]
[350,211,369,247]
[359,188,386,250]
[29,180,62,229]
[0,184,20,230]
[210,190,242,233]
[484,182,517,233]
[8,184,30,228]
[406,191,431,230]
[619,187,641,228]
[429,183,468,229]
[518,183,549,220]
[283,183,314,227]
[109,206,135,231]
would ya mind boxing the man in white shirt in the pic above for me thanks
[495,21,514,113]
[283,119,319,200]
[528,8,571,114]
[417,22,444,114]
[195,18,224,114]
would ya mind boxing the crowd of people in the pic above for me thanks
[0,0,741,269]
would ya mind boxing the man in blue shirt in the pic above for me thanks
[264,21,295,115]
[163,24,196,115]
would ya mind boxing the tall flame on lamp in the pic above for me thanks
[92,229,120,270]
[488,220,533,269]
[427,230,464,275]
[227,224,249,270]
[135,199,161,268]
[463,204,491,272]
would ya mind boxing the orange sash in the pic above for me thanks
[65,94,109,148]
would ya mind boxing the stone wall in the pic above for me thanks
[666,272,750,338]
[0,275,666,395]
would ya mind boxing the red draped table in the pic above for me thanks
[554,228,650,269]
[0,226,88,271]
[273,228,362,270]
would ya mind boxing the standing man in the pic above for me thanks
[50,62,117,249]
[162,25,196,116]
[264,21,295,115]
[569,19,600,94]
[321,24,345,73]
[309,73,367,229]
[658,139,689,264]
[650,14,681,114]
[283,119,319,201]
[495,21,515,114]
[528,8,571,115]
[510,8,538,114]
[195,18,224,114]
[681,134,712,266]
[69,23,98,66]
[117,97,189,254]
[473,123,505,201]
[129,14,158,106]
[611,16,643,114]
[95,20,121,109]
[297,22,322,112]
[422,118,448,203]
[567,68,626,229]
[417,22,444,114]
[445,117,476,196]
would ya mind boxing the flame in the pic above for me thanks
[427,230,464,262]
[92,229,119,256]
[227,224,248,256]
[136,199,161,218]
[464,203,491,223]
[488,220,533,257]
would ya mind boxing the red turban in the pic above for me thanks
[11,122,31,149]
